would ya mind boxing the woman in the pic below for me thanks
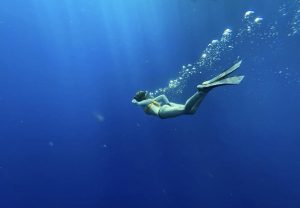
[132,61,244,119]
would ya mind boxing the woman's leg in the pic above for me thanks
[184,89,209,114]
[157,104,185,119]
[157,89,210,118]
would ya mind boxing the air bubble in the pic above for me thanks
[245,11,255,19]
[255,17,263,24]
[211,40,219,44]
[223,29,232,36]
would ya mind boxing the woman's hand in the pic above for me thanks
[132,99,138,104]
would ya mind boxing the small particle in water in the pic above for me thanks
[278,70,283,74]
[244,11,255,18]
[254,17,263,24]
[182,65,186,69]
[94,112,105,122]
[201,53,207,58]
[207,172,215,178]
[49,141,54,147]
[187,64,192,67]
[103,144,107,148]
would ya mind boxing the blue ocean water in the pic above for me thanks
[0,0,300,207]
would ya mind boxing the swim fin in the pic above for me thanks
[197,61,244,89]
[197,76,244,89]
[202,60,242,85]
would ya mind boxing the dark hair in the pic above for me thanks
[133,91,147,102]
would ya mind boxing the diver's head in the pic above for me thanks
[133,90,148,102]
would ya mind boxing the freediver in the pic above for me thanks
[132,61,244,119]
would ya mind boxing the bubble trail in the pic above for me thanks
[150,0,300,97]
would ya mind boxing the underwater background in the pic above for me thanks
[0,0,300,207]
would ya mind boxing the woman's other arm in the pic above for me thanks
[154,95,170,105]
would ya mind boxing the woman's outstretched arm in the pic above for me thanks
[132,98,153,106]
